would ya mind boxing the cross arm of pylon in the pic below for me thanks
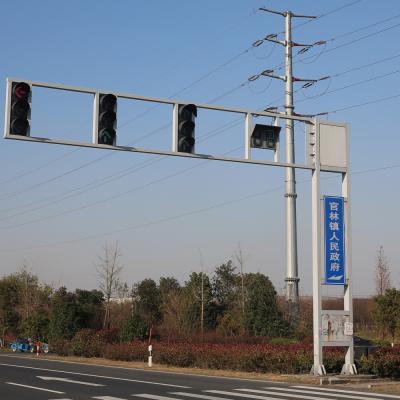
[259,7,286,17]
[297,40,327,54]
[263,35,285,46]
[300,75,331,88]
[261,71,285,81]
[259,7,317,20]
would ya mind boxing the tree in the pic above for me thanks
[120,313,147,342]
[75,289,104,330]
[234,244,246,322]
[375,246,391,297]
[212,260,246,335]
[133,279,161,329]
[159,277,180,303]
[0,275,21,342]
[48,287,79,341]
[183,272,217,332]
[95,242,124,329]
[160,290,188,337]
[374,288,400,343]
[212,260,238,309]
[244,273,291,337]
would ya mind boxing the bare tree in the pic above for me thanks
[234,243,246,321]
[199,250,205,336]
[375,245,391,297]
[95,242,124,329]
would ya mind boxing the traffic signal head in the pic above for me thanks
[97,93,117,145]
[178,104,197,153]
[9,82,31,136]
[250,124,280,150]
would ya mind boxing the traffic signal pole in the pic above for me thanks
[4,77,354,375]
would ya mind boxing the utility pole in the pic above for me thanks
[259,8,317,322]
[199,250,205,337]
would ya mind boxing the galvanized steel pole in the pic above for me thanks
[284,11,300,309]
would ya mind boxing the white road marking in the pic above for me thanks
[93,397,128,400]
[37,375,105,386]
[264,386,386,400]
[206,390,283,400]
[236,388,354,400]
[0,362,189,388]
[5,381,65,394]
[294,386,400,399]
[0,353,281,385]
[133,395,180,400]
[171,392,236,400]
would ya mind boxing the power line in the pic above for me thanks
[0,148,80,186]
[9,80,399,224]
[0,151,114,201]
[0,3,365,195]
[3,5,397,219]
[297,68,400,104]
[255,0,365,44]
[0,119,245,225]
[326,92,400,115]
[249,13,400,82]
[5,159,400,253]
[263,50,400,109]
[0,12,260,190]
[3,82,400,230]
[0,145,243,231]
[0,2,367,191]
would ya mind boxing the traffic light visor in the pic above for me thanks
[179,104,197,120]
[100,94,117,111]
[13,82,31,100]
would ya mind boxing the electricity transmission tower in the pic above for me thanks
[258,8,320,320]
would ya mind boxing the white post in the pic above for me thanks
[148,344,153,367]
[92,93,99,145]
[341,134,357,374]
[273,116,280,163]
[245,113,251,160]
[311,120,325,375]
[172,103,179,152]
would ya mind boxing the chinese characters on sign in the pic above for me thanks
[324,196,345,285]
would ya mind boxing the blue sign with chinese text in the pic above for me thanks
[324,196,345,285]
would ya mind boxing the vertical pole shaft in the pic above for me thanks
[342,169,356,374]
[284,12,299,309]
[201,271,204,335]
[245,113,251,160]
[311,120,324,375]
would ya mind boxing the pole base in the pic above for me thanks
[310,364,326,376]
[341,363,357,375]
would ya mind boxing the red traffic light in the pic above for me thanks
[13,82,31,100]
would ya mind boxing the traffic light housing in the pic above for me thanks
[178,104,197,153]
[96,93,117,145]
[250,124,280,150]
[8,81,31,136]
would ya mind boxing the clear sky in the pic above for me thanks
[0,0,399,297]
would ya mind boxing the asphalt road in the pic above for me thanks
[0,353,398,400]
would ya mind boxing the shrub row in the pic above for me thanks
[358,346,400,378]
[50,330,400,378]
